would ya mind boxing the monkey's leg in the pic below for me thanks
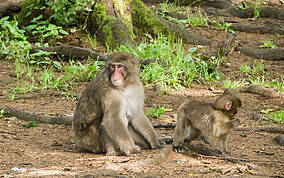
[130,112,161,149]
[219,134,230,155]
[73,124,103,153]
[101,111,139,156]
[172,111,189,152]
[128,123,151,149]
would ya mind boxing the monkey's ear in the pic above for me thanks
[225,101,232,111]
[130,57,138,66]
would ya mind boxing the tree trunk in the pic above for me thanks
[88,0,210,49]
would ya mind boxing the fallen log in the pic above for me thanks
[236,47,284,60]
[225,85,284,98]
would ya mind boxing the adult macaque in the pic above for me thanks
[72,52,161,156]
[172,93,242,155]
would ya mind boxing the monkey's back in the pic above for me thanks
[178,100,214,132]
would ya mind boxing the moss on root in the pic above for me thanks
[131,0,167,35]
[89,2,134,49]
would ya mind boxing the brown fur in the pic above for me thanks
[172,93,242,154]
[72,52,161,156]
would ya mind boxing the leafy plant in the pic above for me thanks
[46,0,93,26]
[25,15,68,44]
[261,109,284,124]
[268,110,284,124]
[214,21,235,34]
[0,16,31,60]
[147,104,170,119]
[23,121,39,128]
[267,77,284,91]
[0,110,5,118]
[223,79,248,89]
[240,61,265,77]
[259,39,277,49]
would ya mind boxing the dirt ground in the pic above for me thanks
[0,1,284,177]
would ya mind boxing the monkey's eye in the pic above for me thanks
[109,64,115,69]
[234,110,238,115]
[118,64,124,68]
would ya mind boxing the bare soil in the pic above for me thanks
[0,1,284,177]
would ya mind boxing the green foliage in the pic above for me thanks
[268,110,284,124]
[223,79,248,88]
[25,15,68,44]
[0,16,31,60]
[0,110,5,118]
[46,0,93,26]
[266,77,284,91]
[238,0,261,19]
[119,34,222,89]
[224,62,283,91]
[23,121,38,128]
[17,0,46,27]
[19,0,93,26]
[147,104,170,119]
[159,8,209,28]
[214,21,235,34]
[240,61,265,78]
[259,39,277,49]
[261,109,284,124]
[186,9,209,27]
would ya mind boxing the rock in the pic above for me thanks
[274,134,284,146]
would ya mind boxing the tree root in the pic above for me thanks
[0,0,24,17]
[209,6,284,20]
[30,45,107,61]
[231,23,284,35]
[157,15,211,45]
[0,105,72,125]
[0,91,77,100]
[225,85,284,98]
[235,127,284,134]
[1,105,283,134]
[237,47,284,60]
[218,33,235,57]
[152,122,175,128]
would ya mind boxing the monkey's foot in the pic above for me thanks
[173,145,188,154]
[200,135,211,145]
[106,150,120,156]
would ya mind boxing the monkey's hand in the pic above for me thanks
[232,118,241,127]
[172,145,188,154]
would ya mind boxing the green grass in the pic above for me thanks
[259,39,277,49]
[261,109,284,124]
[268,110,284,124]
[118,34,222,89]
[23,121,38,128]
[147,104,171,119]
[0,110,5,118]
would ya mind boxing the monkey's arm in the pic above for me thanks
[224,118,241,129]
[130,112,161,149]
[172,110,190,153]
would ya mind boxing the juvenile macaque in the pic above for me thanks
[72,52,161,156]
[172,93,242,154]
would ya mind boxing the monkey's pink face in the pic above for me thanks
[109,63,125,87]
